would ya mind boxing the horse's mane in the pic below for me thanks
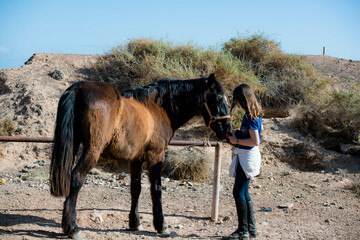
[123,77,212,106]
[122,76,225,130]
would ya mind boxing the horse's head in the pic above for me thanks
[201,74,232,140]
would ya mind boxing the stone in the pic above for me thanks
[175,224,184,229]
[89,168,101,175]
[33,160,46,166]
[295,193,304,198]
[325,218,336,223]
[90,212,103,224]
[261,207,273,212]
[50,69,65,80]
[222,216,231,221]
[278,203,294,209]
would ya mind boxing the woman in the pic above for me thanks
[223,84,263,240]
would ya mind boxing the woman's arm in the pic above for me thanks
[228,129,260,147]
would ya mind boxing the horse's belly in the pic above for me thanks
[96,142,143,172]
[102,140,144,161]
[97,153,129,173]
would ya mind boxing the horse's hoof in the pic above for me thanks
[69,230,82,240]
[137,224,144,231]
[131,224,143,231]
[157,225,170,235]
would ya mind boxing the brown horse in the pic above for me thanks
[50,74,232,239]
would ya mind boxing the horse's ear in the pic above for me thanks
[207,73,216,88]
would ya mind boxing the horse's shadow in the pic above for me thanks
[0,211,58,228]
[82,227,207,239]
[0,208,214,239]
[0,211,63,239]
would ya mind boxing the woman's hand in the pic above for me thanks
[227,135,238,145]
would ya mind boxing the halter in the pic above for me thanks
[204,102,231,128]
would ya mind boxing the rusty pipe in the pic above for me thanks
[0,136,54,143]
[0,136,223,147]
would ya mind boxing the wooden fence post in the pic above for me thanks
[211,142,222,222]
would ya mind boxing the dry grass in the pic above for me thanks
[348,182,360,198]
[0,118,16,159]
[0,118,16,136]
[163,146,210,181]
[92,38,258,96]
[291,86,360,150]
[223,33,328,109]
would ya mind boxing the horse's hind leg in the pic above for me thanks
[62,147,101,238]
[149,158,169,234]
[129,160,144,231]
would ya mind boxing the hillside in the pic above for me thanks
[304,55,360,92]
[0,53,359,240]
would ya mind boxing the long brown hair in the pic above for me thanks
[231,84,263,119]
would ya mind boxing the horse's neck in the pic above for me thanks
[169,111,197,132]
[161,95,204,132]
[142,79,207,132]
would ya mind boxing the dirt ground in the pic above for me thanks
[0,53,359,240]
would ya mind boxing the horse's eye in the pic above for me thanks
[217,95,223,101]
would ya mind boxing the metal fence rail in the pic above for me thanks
[0,136,223,221]
[0,136,54,143]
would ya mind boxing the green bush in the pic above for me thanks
[223,33,328,109]
[0,118,15,136]
[93,38,258,95]
[291,85,360,147]
[223,33,282,65]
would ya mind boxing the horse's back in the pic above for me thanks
[103,97,172,161]
[72,81,121,150]
[72,81,121,106]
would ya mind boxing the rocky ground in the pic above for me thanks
[0,53,359,240]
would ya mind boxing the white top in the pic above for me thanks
[229,146,261,179]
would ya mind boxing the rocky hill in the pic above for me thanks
[0,53,359,240]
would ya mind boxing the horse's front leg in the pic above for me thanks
[149,159,169,234]
[129,160,144,231]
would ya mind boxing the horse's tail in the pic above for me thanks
[50,88,76,197]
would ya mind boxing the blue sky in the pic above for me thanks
[0,0,359,69]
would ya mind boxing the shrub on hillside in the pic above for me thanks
[0,72,12,95]
[291,86,360,149]
[223,33,328,109]
[93,38,258,94]
[348,182,360,198]
[223,33,282,65]
[0,118,15,136]
[0,118,15,158]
